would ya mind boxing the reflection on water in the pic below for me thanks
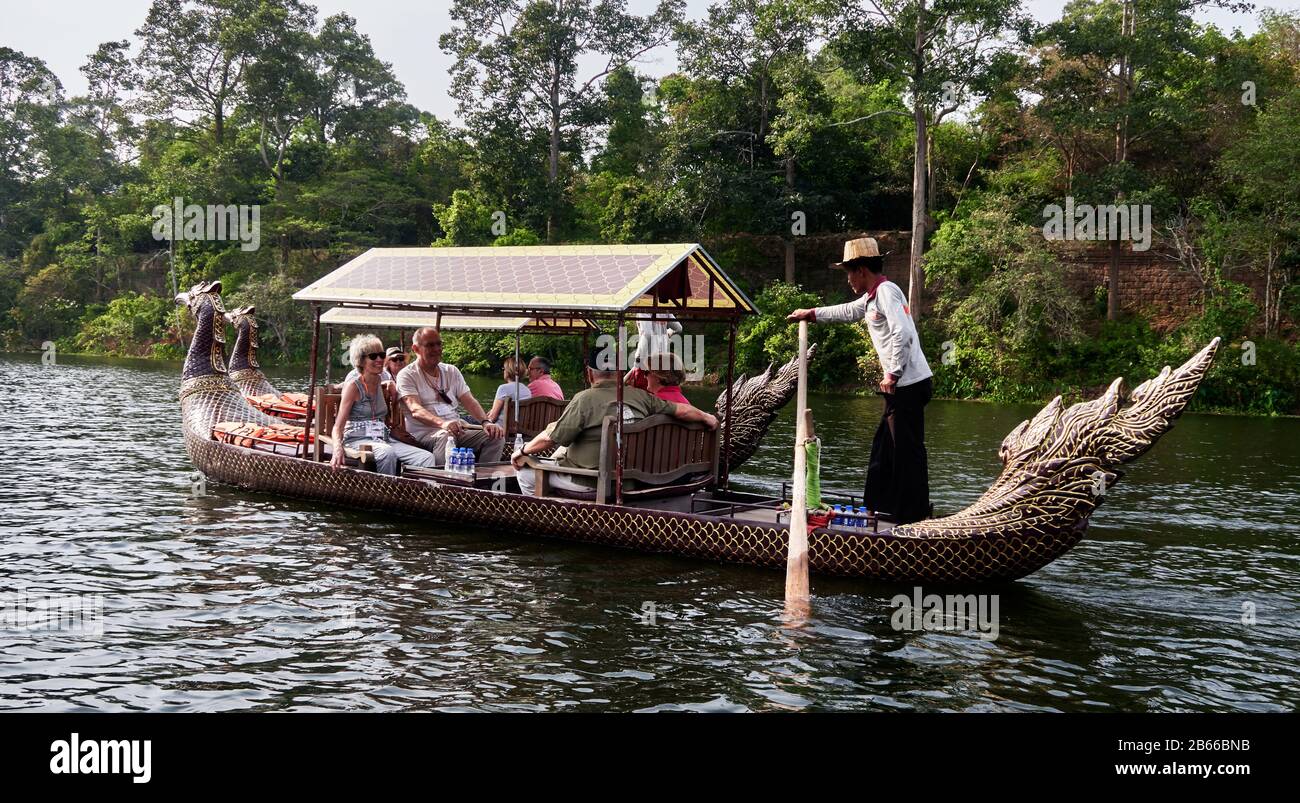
[0,354,1297,711]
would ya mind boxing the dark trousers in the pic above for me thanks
[864,377,932,524]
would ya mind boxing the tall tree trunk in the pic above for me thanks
[926,126,936,212]
[784,156,795,284]
[1264,250,1273,336]
[1108,0,1135,321]
[548,75,561,244]
[906,0,928,321]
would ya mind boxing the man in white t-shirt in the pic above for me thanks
[396,327,506,465]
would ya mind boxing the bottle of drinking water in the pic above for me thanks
[466,448,476,475]
[514,433,525,455]
[856,506,868,528]
[445,436,456,469]
[833,505,844,526]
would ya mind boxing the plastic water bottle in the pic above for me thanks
[856,506,868,527]
[514,433,525,455]
[445,436,456,469]
[466,448,476,475]
[833,505,844,526]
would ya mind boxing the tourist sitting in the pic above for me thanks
[641,351,689,405]
[485,356,532,424]
[526,356,565,400]
[344,345,405,385]
[397,326,506,465]
[330,335,438,476]
[511,346,718,495]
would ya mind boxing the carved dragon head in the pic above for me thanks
[895,338,1221,542]
[176,280,229,381]
[225,305,261,371]
[714,344,817,473]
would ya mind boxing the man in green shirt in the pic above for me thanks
[512,347,718,496]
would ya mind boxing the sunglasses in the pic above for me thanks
[389,355,406,362]
[365,352,385,361]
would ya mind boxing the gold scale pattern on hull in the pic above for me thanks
[177,281,1218,583]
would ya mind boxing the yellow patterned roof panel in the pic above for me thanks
[293,244,755,314]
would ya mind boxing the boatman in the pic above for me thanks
[786,237,934,524]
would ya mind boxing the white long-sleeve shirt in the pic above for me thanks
[814,279,932,387]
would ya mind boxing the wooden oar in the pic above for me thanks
[785,320,811,621]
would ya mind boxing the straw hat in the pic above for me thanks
[831,237,884,269]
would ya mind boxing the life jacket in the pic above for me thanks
[244,392,309,420]
[213,421,315,447]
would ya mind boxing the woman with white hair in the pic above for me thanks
[330,334,437,475]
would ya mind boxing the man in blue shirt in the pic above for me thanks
[788,237,934,524]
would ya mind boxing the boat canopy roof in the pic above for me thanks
[318,307,598,334]
[293,244,757,320]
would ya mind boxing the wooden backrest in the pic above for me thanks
[313,382,402,460]
[313,385,340,461]
[600,413,720,487]
[503,396,568,438]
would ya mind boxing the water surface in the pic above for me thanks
[1,354,1296,712]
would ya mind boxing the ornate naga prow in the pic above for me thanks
[226,305,281,397]
[177,281,230,383]
[714,344,817,473]
[893,338,1221,546]
[177,281,275,441]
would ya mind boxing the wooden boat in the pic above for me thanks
[178,245,1220,582]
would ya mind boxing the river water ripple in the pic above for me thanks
[1,354,1297,711]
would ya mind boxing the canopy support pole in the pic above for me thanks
[722,316,736,488]
[302,303,321,459]
[581,329,589,388]
[324,325,332,386]
[615,314,625,506]
[513,332,521,424]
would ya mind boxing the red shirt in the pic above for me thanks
[527,375,565,400]
[655,386,689,405]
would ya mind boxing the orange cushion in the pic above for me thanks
[214,421,314,447]
[245,392,308,419]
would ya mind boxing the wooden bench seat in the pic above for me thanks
[524,413,719,503]
[312,383,416,470]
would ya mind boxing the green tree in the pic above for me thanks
[0,48,62,256]
[134,0,261,146]
[441,0,683,242]
[1218,84,1300,336]
[832,0,1025,320]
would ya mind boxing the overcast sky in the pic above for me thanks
[2,0,1284,124]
